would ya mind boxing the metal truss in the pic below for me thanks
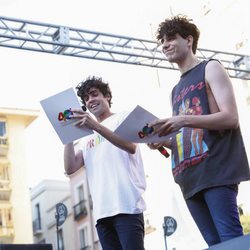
[0,15,250,80]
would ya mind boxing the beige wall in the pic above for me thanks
[0,107,39,244]
[9,116,33,243]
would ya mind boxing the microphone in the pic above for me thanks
[140,124,170,158]
[158,146,170,158]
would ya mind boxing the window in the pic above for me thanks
[8,210,11,222]
[0,121,6,137]
[74,184,88,220]
[0,165,9,181]
[34,203,41,231]
[0,209,12,227]
[77,184,85,202]
[0,120,8,150]
[79,227,88,250]
[0,211,2,226]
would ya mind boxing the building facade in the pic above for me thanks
[30,179,75,250]
[0,107,39,244]
[68,160,100,250]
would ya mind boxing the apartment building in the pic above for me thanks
[30,179,75,250]
[68,165,100,250]
[0,107,39,244]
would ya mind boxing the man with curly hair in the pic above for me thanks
[148,15,250,247]
[64,76,146,250]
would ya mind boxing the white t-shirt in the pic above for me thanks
[81,112,146,222]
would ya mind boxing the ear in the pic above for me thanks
[105,94,111,101]
[187,35,193,47]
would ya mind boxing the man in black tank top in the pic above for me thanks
[148,15,250,247]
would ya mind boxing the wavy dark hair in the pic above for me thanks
[76,76,113,107]
[156,15,200,54]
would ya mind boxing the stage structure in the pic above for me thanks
[0,15,250,80]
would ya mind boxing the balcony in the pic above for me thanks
[0,180,11,201]
[32,218,42,235]
[73,200,88,220]
[0,163,11,201]
[80,246,91,250]
[0,136,8,156]
[0,225,14,238]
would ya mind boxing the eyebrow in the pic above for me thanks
[83,89,99,99]
[87,89,99,95]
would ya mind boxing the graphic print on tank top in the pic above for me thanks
[171,83,209,177]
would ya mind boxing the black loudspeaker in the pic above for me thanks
[0,244,53,250]
[206,234,250,250]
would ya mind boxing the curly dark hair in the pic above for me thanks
[76,76,113,107]
[156,15,200,54]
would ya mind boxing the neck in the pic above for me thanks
[96,110,113,123]
[177,55,200,75]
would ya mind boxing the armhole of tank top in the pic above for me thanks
[204,60,221,115]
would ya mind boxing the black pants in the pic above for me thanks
[96,213,145,250]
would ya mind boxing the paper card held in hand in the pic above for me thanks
[40,88,93,144]
[114,105,180,143]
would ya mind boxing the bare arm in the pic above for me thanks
[149,60,239,136]
[185,60,239,129]
[64,143,84,175]
[93,122,137,154]
[73,111,137,154]
[204,60,239,127]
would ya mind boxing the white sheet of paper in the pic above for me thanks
[40,87,93,144]
[115,105,179,143]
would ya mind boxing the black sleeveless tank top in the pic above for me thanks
[170,60,250,199]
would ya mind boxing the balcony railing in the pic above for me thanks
[0,180,11,201]
[0,225,14,238]
[0,136,8,156]
[32,218,42,234]
[80,246,91,250]
[73,200,88,220]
